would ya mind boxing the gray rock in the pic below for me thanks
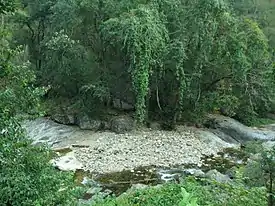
[113,98,134,111]
[101,121,111,130]
[206,114,275,143]
[77,115,102,131]
[110,116,135,134]
[103,189,113,196]
[262,141,275,151]
[81,177,101,187]
[225,167,237,179]
[157,169,184,182]
[205,169,231,183]
[149,122,162,130]
[210,130,240,144]
[22,117,74,147]
[184,169,205,177]
[195,130,237,148]
[86,187,102,195]
[50,151,83,171]
[129,183,148,190]
[52,113,76,125]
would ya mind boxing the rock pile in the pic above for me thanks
[74,130,235,174]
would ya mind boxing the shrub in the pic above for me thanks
[0,34,80,205]
[89,177,266,206]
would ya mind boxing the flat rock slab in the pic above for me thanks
[206,114,275,143]
[51,151,83,171]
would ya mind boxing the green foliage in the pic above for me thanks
[101,5,168,122]
[0,74,77,206]
[245,117,275,127]
[231,0,275,48]
[243,140,265,154]
[183,177,266,206]
[9,0,275,124]
[261,146,275,206]
[0,134,77,206]
[41,30,93,97]
[0,13,79,205]
[89,177,266,206]
[0,0,16,14]
[79,81,111,115]
[0,51,78,205]
[240,144,275,205]
[178,188,199,206]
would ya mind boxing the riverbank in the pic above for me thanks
[73,129,236,174]
[22,117,275,205]
[23,117,238,173]
[23,115,275,175]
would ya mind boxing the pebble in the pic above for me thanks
[74,130,233,174]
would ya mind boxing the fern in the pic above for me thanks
[179,188,199,206]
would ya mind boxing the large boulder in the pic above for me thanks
[205,169,231,183]
[51,113,76,125]
[110,116,135,134]
[113,98,134,111]
[205,114,275,143]
[22,117,75,147]
[194,129,238,147]
[77,114,103,131]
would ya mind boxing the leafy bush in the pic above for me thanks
[0,130,78,206]
[0,24,80,205]
[11,0,275,124]
[89,177,266,206]
[183,177,266,206]
[178,188,199,206]
[242,145,275,206]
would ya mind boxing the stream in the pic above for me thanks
[22,117,255,202]
[72,146,248,202]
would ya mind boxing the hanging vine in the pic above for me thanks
[101,5,168,123]
[169,39,187,117]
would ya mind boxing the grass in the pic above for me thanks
[247,117,275,127]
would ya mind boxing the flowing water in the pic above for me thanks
[73,146,248,198]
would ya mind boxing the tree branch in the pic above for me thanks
[203,74,233,92]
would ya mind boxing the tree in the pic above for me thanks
[0,3,79,205]
[9,0,275,125]
[0,0,16,14]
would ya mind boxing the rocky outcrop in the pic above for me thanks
[77,114,103,131]
[110,116,135,134]
[51,113,76,125]
[112,98,134,111]
[205,169,231,183]
[205,114,275,143]
[22,117,75,146]
[50,109,135,133]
